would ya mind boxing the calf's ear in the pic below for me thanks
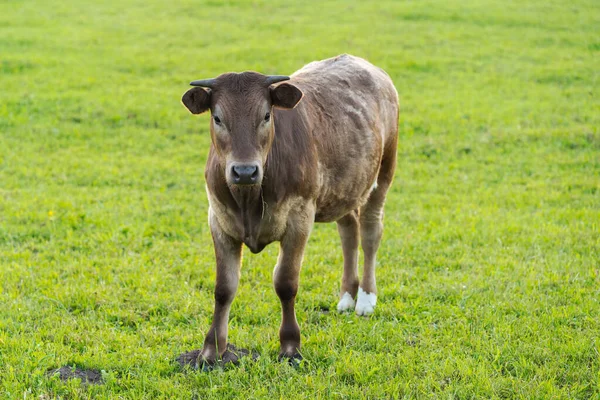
[270,83,303,109]
[182,87,211,114]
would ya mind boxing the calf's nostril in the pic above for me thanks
[232,166,241,180]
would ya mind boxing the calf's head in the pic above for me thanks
[182,72,303,187]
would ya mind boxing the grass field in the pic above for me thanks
[1,0,599,398]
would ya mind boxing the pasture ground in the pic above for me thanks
[1,0,599,398]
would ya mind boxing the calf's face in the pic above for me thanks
[182,72,303,187]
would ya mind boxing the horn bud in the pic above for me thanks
[190,78,217,88]
[266,75,290,85]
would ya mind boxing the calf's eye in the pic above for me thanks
[264,112,270,122]
[213,115,221,125]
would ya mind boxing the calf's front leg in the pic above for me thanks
[200,211,242,365]
[273,215,313,361]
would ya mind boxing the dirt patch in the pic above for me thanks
[46,366,103,385]
[316,304,330,314]
[177,344,259,370]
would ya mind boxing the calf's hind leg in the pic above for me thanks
[336,210,360,312]
[356,147,396,316]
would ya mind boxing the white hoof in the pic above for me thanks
[355,287,377,316]
[337,292,356,312]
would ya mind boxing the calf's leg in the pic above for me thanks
[336,210,360,312]
[274,212,313,361]
[357,191,384,316]
[200,211,242,364]
[356,142,396,316]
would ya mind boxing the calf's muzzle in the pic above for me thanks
[229,162,261,185]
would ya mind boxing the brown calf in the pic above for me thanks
[181,54,398,364]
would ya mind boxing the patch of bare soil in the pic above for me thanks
[47,366,103,384]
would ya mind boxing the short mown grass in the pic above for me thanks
[1,0,599,398]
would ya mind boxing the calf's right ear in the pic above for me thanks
[181,87,211,114]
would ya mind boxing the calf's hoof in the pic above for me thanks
[337,292,356,312]
[177,344,258,371]
[278,351,303,368]
[355,287,377,316]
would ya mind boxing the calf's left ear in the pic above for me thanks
[270,83,303,109]
[182,87,211,114]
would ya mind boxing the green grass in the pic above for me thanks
[1,0,599,398]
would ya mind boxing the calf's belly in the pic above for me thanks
[313,147,382,222]
[314,181,376,222]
